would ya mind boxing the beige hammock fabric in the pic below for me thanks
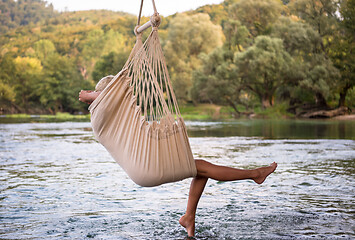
[88,11,197,187]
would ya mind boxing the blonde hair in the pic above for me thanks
[95,75,115,91]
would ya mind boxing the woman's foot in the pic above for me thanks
[78,90,100,104]
[253,162,277,184]
[179,214,195,237]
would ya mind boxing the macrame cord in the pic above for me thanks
[125,0,180,123]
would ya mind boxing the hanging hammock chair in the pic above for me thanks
[88,0,197,187]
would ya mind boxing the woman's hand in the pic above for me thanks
[79,90,93,104]
[79,90,100,104]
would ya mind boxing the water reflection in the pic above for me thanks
[185,119,355,140]
[0,121,354,239]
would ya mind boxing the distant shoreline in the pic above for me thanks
[1,112,355,123]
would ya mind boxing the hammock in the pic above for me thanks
[88,0,197,187]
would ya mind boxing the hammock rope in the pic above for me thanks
[137,0,144,26]
[124,27,180,122]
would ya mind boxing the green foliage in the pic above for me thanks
[0,81,16,104]
[179,104,226,120]
[0,3,136,114]
[13,56,43,110]
[0,0,353,117]
[79,29,127,79]
[0,0,57,34]
[223,19,251,52]
[0,53,16,86]
[271,16,340,107]
[290,0,338,38]
[3,113,90,122]
[32,39,56,61]
[235,36,293,108]
[92,51,130,81]
[289,0,341,108]
[190,1,229,25]
[192,48,243,114]
[192,35,294,112]
[254,102,294,118]
[164,13,224,101]
[229,0,284,37]
[327,0,355,107]
[271,17,321,54]
[341,0,355,33]
[299,56,339,102]
[36,54,89,113]
[346,87,355,108]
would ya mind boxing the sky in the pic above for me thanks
[46,0,225,17]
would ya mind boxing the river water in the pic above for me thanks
[0,119,354,239]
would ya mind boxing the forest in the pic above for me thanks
[0,0,354,118]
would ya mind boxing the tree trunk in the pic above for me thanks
[339,91,346,108]
[80,67,87,80]
[338,84,350,107]
[315,92,329,109]
[22,93,28,113]
[261,94,272,109]
[225,96,240,115]
[301,106,348,118]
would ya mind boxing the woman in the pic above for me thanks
[79,89,277,237]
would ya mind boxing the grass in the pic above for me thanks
[254,103,294,119]
[180,103,296,120]
[180,104,233,121]
[1,112,90,123]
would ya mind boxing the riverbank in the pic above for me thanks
[0,104,233,123]
[1,104,354,123]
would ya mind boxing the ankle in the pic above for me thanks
[183,212,195,220]
[179,213,196,237]
[251,169,260,180]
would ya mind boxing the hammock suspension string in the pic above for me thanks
[124,0,181,122]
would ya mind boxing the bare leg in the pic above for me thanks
[180,160,277,237]
[195,160,277,184]
[78,90,101,104]
[179,176,208,237]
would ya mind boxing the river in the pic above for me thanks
[0,119,354,239]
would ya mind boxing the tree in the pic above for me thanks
[36,54,89,113]
[223,19,251,52]
[271,16,340,108]
[0,53,17,112]
[13,56,42,111]
[32,39,56,61]
[290,0,338,40]
[0,0,57,34]
[192,48,243,114]
[0,6,144,113]
[298,56,339,107]
[329,0,355,107]
[0,81,16,109]
[234,36,293,108]
[92,51,130,81]
[229,0,284,38]
[271,17,321,55]
[288,0,349,109]
[79,29,126,80]
[164,13,224,101]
